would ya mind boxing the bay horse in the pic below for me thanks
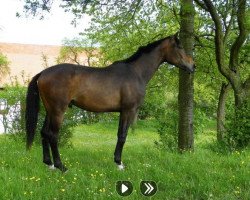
[25,33,195,172]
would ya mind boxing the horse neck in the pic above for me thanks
[132,47,164,84]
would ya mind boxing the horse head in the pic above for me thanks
[161,32,195,73]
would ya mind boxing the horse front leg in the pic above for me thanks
[114,116,127,170]
[114,109,137,170]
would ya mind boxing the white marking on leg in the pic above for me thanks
[48,164,56,170]
[117,162,125,170]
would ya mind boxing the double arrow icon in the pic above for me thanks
[140,181,157,196]
[144,182,154,194]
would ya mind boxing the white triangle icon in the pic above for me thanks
[121,184,128,193]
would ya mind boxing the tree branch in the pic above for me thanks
[223,8,235,43]
[229,0,248,72]
[124,0,142,25]
[203,0,230,79]
[194,0,208,11]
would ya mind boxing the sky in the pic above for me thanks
[0,0,90,45]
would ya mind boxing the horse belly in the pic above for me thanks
[74,91,121,112]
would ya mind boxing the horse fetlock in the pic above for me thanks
[114,156,121,164]
[43,159,53,166]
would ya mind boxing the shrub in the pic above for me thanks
[155,102,178,151]
[0,53,10,83]
[225,102,250,150]
[155,102,214,151]
[0,86,26,134]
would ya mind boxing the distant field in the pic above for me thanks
[0,42,89,86]
[0,120,249,200]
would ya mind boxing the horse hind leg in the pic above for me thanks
[48,111,68,172]
[41,114,53,167]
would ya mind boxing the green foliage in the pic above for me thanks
[0,52,10,82]
[0,53,9,66]
[80,1,180,65]
[139,66,172,119]
[225,102,250,150]
[0,86,26,134]
[155,102,178,151]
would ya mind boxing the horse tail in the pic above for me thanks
[25,72,42,150]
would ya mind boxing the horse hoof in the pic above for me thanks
[117,162,125,170]
[59,165,68,173]
[53,163,68,172]
[48,164,56,170]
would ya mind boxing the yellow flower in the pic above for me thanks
[234,190,240,194]
[99,188,106,193]
[61,189,65,192]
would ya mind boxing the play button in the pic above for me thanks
[116,181,133,196]
[121,183,128,193]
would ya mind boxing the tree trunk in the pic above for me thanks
[217,82,231,141]
[178,0,195,151]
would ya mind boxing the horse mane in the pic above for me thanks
[118,36,170,63]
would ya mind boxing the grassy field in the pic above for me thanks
[0,120,249,200]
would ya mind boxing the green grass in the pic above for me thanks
[0,120,249,200]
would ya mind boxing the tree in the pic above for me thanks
[178,0,195,151]
[0,53,10,84]
[201,0,249,107]
[56,38,98,66]
[195,0,250,147]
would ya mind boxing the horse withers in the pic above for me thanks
[25,32,195,172]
